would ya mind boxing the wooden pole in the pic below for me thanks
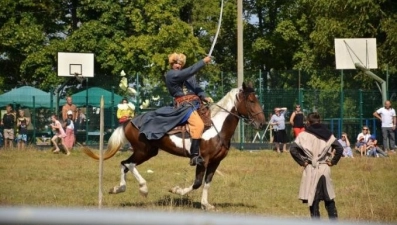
[98,96,104,208]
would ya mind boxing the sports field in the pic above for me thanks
[0,147,396,223]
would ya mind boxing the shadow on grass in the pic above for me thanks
[119,195,257,209]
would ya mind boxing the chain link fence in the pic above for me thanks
[1,69,396,148]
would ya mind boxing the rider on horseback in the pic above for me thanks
[166,53,212,166]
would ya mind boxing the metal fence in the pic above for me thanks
[1,75,396,148]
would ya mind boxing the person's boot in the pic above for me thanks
[309,200,320,219]
[190,139,204,166]
[325,200,338,220]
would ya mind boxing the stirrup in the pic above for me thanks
[190,155,204,166]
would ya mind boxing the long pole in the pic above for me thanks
[85,78,89,143]
[237,0,243,87]
[98,96,104,208]
[298,70,301,104]
[237,0,244,148]
[340,70,344,137]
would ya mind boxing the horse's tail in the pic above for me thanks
[82,126,127,160]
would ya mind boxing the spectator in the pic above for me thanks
[290,112,343,220]
[338,132,353,158]
[62,96,77,146]
[63,110,75,151]
[16,109,30,150]
[62,96,77,122]
[50,114,70,156]
[366,135,388,157]
[373,100,396,153]
[117,98,135,124]
[74,108,86,144]
[356,126,371,157]
[75,108,86,131]
[270,107,288,153]
[290,104,305,138]
[1,105,16,149]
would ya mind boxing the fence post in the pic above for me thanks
[32,96,36,144]
[359,89,363,127]
[339,70,344,137]
[299,88,304,110]
[85,78,89,143]
[111,86,115,131]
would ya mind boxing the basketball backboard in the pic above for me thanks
[334,38,377,69]
[57,52,94,77]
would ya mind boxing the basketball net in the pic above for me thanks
[74,72,84,83]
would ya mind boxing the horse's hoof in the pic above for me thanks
[139,184,148,197]
[169,186,180,194]
[201,203,216,211]
[109,185,126,194]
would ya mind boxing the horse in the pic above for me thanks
[83,82,266,210]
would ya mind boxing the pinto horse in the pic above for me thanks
[83,82,266,210]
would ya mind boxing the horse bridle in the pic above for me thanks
[211,90,264,125]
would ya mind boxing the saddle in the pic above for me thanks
[167,103,212,137]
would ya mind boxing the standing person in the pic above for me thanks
[62,96,77,122]
[75,108,86,131]
[290,104,305,138]
[373,100,396,153]
[74,108,86,144]
[1,105,16,149]
[270,107,288,153]
[290,112,343,220]
[338,132,353,158]
[16,109,30,150]
[62,96,77,147]
[117,98,135,124]
[63,110,75,152]
[50,114,70,156]
[165,53,212,166]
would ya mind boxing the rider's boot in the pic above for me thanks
[190,139,204,166]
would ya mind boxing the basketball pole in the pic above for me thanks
[98,96,104,208]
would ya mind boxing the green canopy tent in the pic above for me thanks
[0,86,64,144]
[71,87,122,107]
[71,87,123,141]
[0,86,59,108]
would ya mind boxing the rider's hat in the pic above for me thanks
[168,53,186,67]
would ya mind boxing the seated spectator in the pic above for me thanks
[366,135,388,157]
[356,126,371,157]
[338,132,354,158]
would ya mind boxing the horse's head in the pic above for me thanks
[235,82,266,130]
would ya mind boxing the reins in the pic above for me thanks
[209,91,264,125]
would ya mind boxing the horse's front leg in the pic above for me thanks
[109,161,148,197]
[169,165,206,196]
[200,161,220,211]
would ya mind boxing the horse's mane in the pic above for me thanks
[210,87,240,117]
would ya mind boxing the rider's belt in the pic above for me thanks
[174,95,199,104]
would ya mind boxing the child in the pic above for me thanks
[16,109,30,150]
[366,135,388,157]
[63,110,75,151]
[50,114,70,156]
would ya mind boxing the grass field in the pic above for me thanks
[0,146,396,223]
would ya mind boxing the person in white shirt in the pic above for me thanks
[270,107,288,153]
[373,100,396,153]
[356,126,371,157]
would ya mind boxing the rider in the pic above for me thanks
[165,53,212,166]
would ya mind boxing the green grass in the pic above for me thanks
[0,146,396,223]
